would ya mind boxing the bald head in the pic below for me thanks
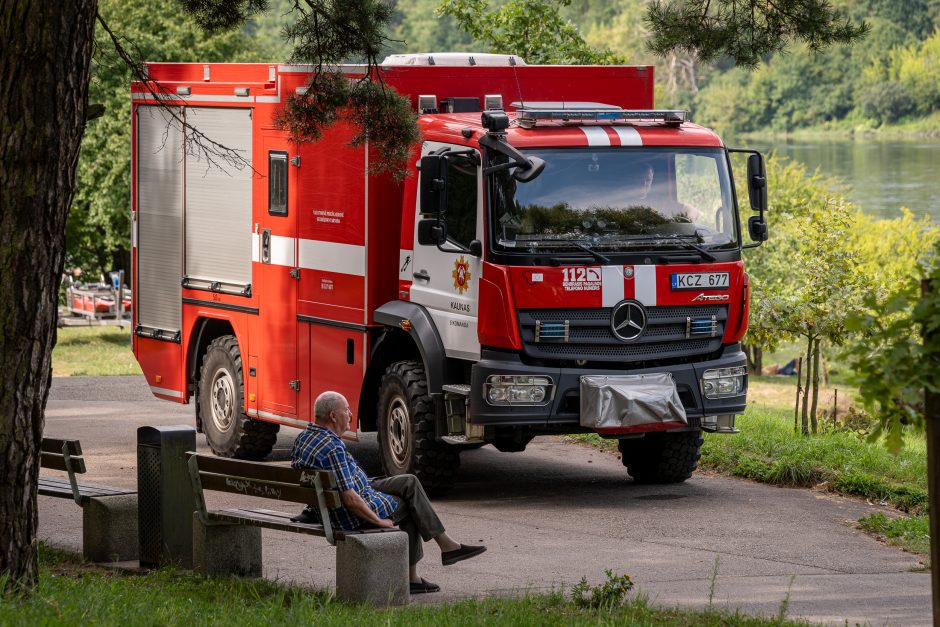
[314,391,347,426]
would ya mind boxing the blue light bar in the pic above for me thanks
[514,104,688,127]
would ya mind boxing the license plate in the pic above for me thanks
[670,272,729,290]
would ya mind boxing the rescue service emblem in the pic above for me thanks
[452,256,471,294]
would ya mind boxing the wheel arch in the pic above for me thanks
[373,301,446,391]
[186,316,240,431]
[358,328,421,432]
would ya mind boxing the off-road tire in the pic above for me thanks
[199,335,278,460]
[377,360,459,495]
[618,431,703,484]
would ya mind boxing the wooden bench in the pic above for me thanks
[187,453,409,606]
[38,438,138,562]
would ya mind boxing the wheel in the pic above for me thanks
[377,360,459,495]
[199,335,278,460]
[618,431,703,484]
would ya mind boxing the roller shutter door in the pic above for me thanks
[184,107,253,291]
[136,106,183,335]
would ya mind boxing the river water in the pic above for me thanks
[746,139,939,222]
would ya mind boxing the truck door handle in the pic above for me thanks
[413,270,430,281]
[261,229,271,264]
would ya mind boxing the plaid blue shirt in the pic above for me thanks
[291,424,398,530]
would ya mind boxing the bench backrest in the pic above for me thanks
[188,453,341,506]
[40,438,86,474]
[187,453,344,544]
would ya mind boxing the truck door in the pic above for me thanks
[259,138,298,416]
[409,142,483,361]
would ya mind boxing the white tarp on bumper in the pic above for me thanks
[580,373,687,429]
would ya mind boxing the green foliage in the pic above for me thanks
[4,544,807,626]
[438,0,624,64]
[51,327,140,377]
[858,81,914,124]
[692,7,940,133]
[177,0,269,32]
[569,570,634,609]
[645,0,870,68]
[699,406,928,510]
[857,512,932,555]
[72,0,271,276]
[843,238,940,450]
[740,151,939,435]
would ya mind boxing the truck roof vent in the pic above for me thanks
[381,53,526,67]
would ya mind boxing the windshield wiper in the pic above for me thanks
[514,238,612,264]
[599,234,718,262]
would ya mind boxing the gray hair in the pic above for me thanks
[314,391,346,424]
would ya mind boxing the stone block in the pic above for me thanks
[83,494,139,563]
[336,531,409,607]
[192,513,262,577]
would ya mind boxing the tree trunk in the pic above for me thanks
[793,356,802,434]
[801,335,812,434]
[0,0,97,592]
[753,346,762,375]
[810,338,821,434]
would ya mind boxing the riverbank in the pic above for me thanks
[733,111,940,142]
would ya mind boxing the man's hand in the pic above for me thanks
[340,488,390,527]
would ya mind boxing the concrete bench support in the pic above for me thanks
[192,513,263,577]
[82,494,139,562]
[335,530,409,607]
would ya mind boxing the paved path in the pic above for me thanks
[40,376,932,625]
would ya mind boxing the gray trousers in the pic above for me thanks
[371,474,445,566]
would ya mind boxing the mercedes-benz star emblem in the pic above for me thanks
[610,300,647,341]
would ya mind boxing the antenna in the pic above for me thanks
[510,56,525,111]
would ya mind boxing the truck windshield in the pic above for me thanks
[489,147,738,254]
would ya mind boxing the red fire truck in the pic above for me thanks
[131,54,768,492]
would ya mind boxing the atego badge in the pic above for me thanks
[452,256,471,294]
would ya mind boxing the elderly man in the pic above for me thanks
[291,391,486,594]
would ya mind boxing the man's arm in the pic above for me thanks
[339,489,393,527]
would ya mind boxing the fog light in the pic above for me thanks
[484,375,554,406]
[701,366,747,399]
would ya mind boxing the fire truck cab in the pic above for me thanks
[131,54,768,493]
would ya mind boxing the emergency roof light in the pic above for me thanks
[512,102,688,128]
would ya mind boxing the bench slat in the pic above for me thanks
[38,477,134,503]
[40,451,87,474]
[198,471,340,508]
[41,438,82,456]
[208,508,330,538]
[189,453,338,490]
[207,507,398,541]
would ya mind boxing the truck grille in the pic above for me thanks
[518,305,728,363]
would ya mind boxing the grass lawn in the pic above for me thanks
[52,326,139,377]
[0,546,810,626]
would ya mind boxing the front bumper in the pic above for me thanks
[468,344,748,428]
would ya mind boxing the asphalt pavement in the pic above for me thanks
[40,375,932,625]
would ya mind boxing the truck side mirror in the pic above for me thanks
[746,152,767,213]
[417,219,446,246]
[748,215,769,242]
[420,155,447,216]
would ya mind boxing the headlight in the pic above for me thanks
[701,366,747,399]
[484,375,554,406]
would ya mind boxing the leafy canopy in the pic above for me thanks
[438,0,624,64]
[646,0,870,67]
